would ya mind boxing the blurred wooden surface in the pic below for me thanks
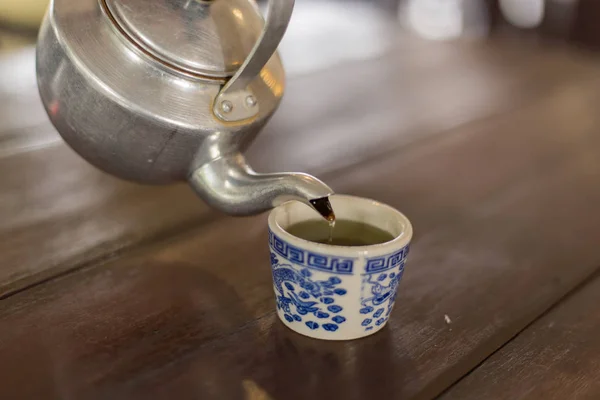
[2,41,599,298]
[2,35,600,399]
[440,271,600,400]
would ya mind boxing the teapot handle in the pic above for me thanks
[213,0,295,122]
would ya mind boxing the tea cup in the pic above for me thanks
[267,195,413,340]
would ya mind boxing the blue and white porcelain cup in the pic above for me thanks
[268,195,413,341]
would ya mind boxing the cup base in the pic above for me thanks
[277,311,389,341]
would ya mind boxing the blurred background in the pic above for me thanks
[0,0,598,165]
[2,0,600,64]
[2,0,599,161]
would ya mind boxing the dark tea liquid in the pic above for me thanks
[310,196,337,244]
[286,219,395,247]
[310,197,336,223]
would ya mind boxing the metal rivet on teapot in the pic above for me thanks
[36,0,334,217]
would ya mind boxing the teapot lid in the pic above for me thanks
[105,0,263,78]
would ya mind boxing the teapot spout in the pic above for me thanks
[189,153,334,216]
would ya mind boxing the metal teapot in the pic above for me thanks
[36,0,334,216]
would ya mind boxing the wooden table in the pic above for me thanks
[2,36,600,400]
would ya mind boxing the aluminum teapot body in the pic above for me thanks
[36,0,333,215]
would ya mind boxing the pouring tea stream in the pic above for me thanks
[36,0,334,218]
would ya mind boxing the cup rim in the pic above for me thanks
[268,194,412,257]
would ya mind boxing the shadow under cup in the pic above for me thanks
[268,195,413,341]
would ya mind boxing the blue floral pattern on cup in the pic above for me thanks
[360,247,409,331]
[270,251,348,333]
[270,228,410,336]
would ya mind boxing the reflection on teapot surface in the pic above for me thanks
[36,0,334,217]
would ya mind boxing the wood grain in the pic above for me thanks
[2,74,600,399]
[440,272,600,400]
[2,41,599,297]
[248,40,600,174]
[0,143,212,298]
